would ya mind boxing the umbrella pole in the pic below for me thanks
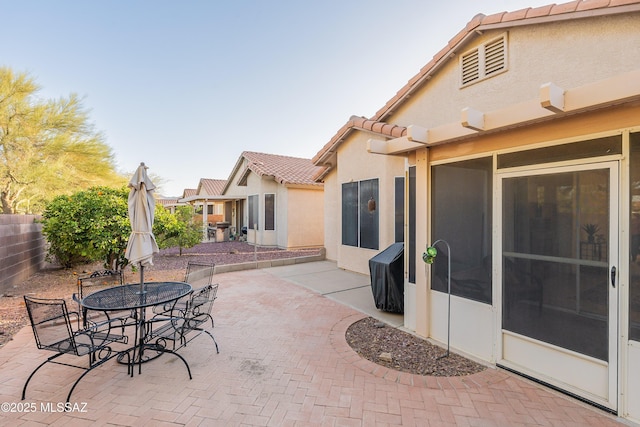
[138,265,145,374]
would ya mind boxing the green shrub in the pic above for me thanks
[41,187,130,269]
[42,187,202,269]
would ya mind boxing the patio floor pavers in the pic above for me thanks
[0,262,630,426]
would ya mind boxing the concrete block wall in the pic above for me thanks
[0,215,46,289]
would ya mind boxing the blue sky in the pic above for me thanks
[2,0,554,196]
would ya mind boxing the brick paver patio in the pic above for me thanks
[0,266,629,426]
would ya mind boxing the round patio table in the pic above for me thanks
[82,281,192,376]
[82,281,191,312]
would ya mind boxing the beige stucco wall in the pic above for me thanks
[390,14,640,129]
[224,158,324,249]
[246,173,278,246]
[331,132,406,275]
[224,157,250,198]
[285,187,324,249]
[322,171,339,262]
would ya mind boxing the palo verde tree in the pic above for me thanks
[0,67,125,214]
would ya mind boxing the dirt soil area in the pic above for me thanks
[0,241,485,377]
[346,317,485,376]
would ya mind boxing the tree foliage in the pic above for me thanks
[41,187,131,269]
[155,205,202,255]
[0,67,126,214]
[41,187,202,269]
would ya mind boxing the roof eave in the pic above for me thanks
[375,2,640,122]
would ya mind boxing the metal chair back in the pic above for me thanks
[184,261,215,286]
[22,296,129,403]
[151,261,213,317]
[187,283,218,328]
[24,296,79,355]
[76,269,133,331]
[77,269,123,299]
[148,283,219,354]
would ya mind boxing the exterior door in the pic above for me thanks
[498,161,619,410]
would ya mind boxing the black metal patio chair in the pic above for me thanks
[148,283,219,354]
[184,261,215,286]
[152,261,215,317]
[74,269,136,331]
[22,296,129,403]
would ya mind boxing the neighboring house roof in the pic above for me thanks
[156,197,184,207]
[224,151,325,193]
[312,0,640,175]
[198,178,227,196]
[183,189,197,198]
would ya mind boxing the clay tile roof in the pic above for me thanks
[525,4,556,18]
[156,197,180,206]
[312,115,407,165]
[502,7,531,22]
[241,151,324,186]
[183,188,197,198]
[577,0,611,11]
[198,179,227,196]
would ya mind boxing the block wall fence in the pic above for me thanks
[0,215,46,289]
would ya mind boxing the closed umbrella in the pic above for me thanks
[125,162,159,291]
[124,162,159,374]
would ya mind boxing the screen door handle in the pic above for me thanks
[611,266,616,288]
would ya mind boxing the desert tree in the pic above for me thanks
[0,67,125,214]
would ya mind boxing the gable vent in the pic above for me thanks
[461,50,480,85]
[460,33,507,86]
[484,37,505,75]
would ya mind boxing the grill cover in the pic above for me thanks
[369,242,404,313]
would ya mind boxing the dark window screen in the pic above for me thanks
[264,194,275,231]
[409,166,416,283]
[498,135,621,169]
[360,179,379,250]
[431,157,492,304]
[342,183,358,246]
[248,195,258,230]
[395,177,405,243]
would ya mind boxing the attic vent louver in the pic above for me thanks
[461,50,480,85]
[484,37,505,75]
[461,33,507,86]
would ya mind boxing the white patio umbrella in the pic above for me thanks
[124,162,159,292]
[124,162,160,374]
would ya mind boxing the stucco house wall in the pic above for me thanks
[322,171,339,262]
[313,2,640,420]
[285,186,324,249]
[329,131,406,275]
[246,172,279,246]
[391,13,640,130]
[223,151,325,250]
